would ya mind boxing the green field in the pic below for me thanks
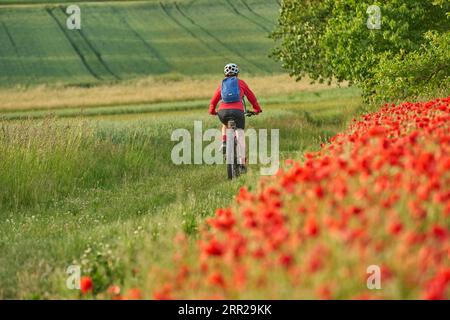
[0,0,280,87]
[0,87,358,119]
[0,87,362,298]
[0,0,366,299]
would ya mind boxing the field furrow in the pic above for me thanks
[158,2,225,58]
[110,6,171,73]
[223,0,272,34]
[239,0,276,27]
[174,2,271,73]
[0,20,27,79]
[46,7,102,80]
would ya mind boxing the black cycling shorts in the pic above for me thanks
[218,109,245,129]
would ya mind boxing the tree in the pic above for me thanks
[370,31,450,104]
[271,0,450,103]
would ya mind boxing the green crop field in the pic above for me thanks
[0,0,280,87]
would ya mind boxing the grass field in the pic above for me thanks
[0,74,345,112]
[0,0,280,87]
[0,0,367,299]
[0,87,362,298]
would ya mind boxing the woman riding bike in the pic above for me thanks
[209,63,262,172]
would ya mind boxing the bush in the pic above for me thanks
[367,31,450,105]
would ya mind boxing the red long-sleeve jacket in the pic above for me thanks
[209,79,262,114]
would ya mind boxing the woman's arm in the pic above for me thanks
[241,80,262,113]
[209,86,221,115]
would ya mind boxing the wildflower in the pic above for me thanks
[279,254,294,268]
[304,217,319,237]
[107,285,121,296]
[208,272,226,288]
[126,288,142,300]
[153,284,173,300]
[207,208,235,231]
[388,221,403,235]
[80,276,93,295]
[431,224,447,241]
[202,238,225,257]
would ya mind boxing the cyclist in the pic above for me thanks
[209,63,262,172]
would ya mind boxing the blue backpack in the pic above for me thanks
[221,76,241,103]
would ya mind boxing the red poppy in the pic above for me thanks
[107,285,121,296]
[126,288,142,300]
[208,272,226,288]
[304,217,319,237]
[202,238,225,257]
[80,276,93,295]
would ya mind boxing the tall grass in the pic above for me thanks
[0,118,156,209]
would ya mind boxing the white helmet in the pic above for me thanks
[224,63,239,76]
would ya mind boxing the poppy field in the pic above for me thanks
[143,96,449,299]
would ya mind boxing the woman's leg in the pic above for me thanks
[221,124,227,153]
[218,109,246,164]
[221,124,226,141]
[230,110,246,166]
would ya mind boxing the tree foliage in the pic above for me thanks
[271,0,450,103]
[370,31,450,104]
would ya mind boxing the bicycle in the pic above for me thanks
[224,110,257,180]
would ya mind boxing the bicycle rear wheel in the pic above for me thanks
[227,164,234,180]
[227,137,239,180]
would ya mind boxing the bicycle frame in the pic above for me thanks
[224,110,256,180]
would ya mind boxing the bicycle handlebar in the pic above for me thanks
[245,111,258,117]
[213,110,259,117]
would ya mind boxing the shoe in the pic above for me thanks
[222,141,227,154]
[238,164,247,174]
